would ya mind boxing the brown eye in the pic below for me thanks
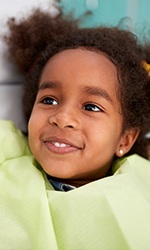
[41,97,58,105]
[83,103,102,112]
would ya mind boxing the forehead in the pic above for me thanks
[40,48,118,85]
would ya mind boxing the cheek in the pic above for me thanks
[27,120,35,152]
[28,108,41,131]
[28,115,35,138]
[28,111,39,145]
[28,108,47,148]
[89,122,121,151]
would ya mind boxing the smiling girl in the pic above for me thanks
[0,6,150,250]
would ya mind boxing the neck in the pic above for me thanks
[50,177,95,188]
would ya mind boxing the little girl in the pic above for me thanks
[0,6,150,250]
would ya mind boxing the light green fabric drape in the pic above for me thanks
[0,120,150,250]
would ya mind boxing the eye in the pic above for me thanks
[41,97,58,105]
[83,103,103,112]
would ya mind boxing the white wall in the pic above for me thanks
[0,0,56,83]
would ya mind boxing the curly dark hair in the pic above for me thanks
[3,7,150,159]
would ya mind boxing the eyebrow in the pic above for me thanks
[39,81,113,104]
[83,86,113,103]
[38,81,59,90]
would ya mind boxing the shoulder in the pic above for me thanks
[112,154,150,189]
[0,120,31,163]
[112,154,150,172]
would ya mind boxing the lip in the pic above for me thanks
[42,136,83,154]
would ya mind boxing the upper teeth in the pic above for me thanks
[53,142,69,148]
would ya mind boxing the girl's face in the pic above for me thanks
[28,48,125,187]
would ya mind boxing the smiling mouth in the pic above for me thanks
[43,140,82,154]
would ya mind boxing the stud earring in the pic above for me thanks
[119,149,123,155]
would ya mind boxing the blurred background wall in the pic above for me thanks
[1,0,150,27]
[61,0,150,31]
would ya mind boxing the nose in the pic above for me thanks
[49,106,79,129]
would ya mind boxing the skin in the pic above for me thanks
[28,48,138,187]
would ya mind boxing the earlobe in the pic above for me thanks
[116,128,140,157]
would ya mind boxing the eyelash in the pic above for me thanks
[41,97,103,112]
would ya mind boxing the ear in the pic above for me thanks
[115,128,140,157]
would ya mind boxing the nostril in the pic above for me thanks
[67,125,74,128]
[52,122,59,127]
[50,119,74,129]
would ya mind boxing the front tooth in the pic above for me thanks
[54,142,61,147]
[60,143,67,148]
[54,142,67,148]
